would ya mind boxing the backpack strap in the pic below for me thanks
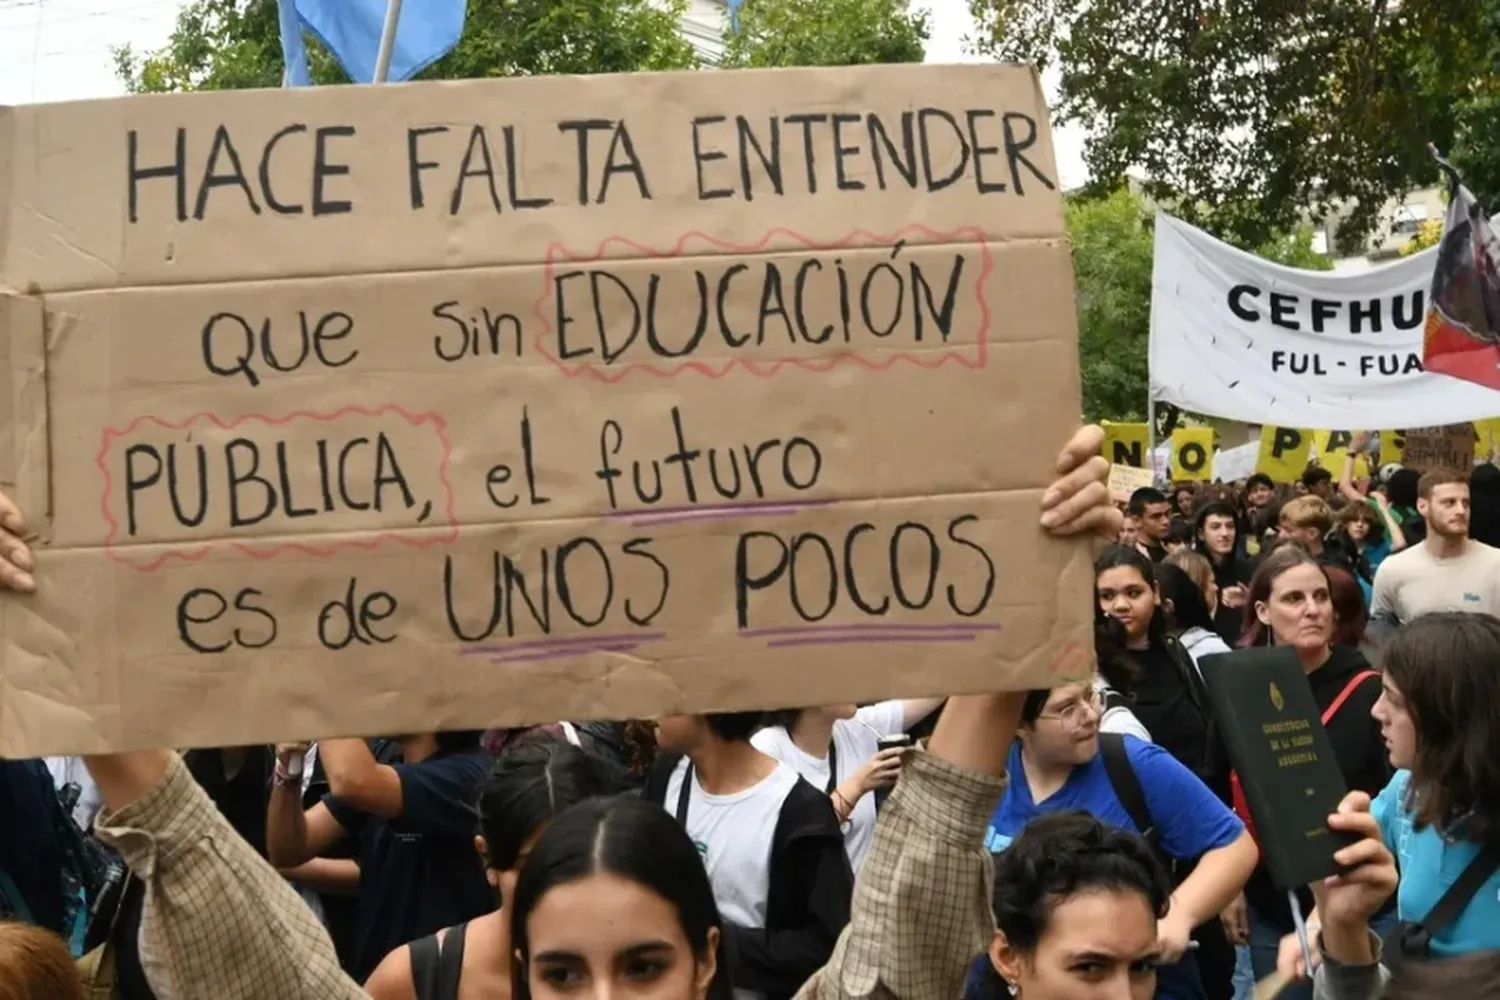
[410,932,442,1000]
[1098,733,1158,852]
[1321,670,1380,725]
[1424,841,1500,936]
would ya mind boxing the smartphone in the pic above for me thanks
[877,734,915,753]
[874,734,914,810]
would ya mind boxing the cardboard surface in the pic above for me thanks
[0,64,1091,756]
[1401,425,1479,474]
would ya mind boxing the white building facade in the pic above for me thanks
[679,0,729,64]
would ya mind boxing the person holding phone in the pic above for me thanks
[753,699,942,873]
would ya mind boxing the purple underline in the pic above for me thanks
[490,642,639,665]
[610,499,832,520]
[628,507,814,526]
[462,631,666,656]
[768,634,981,648]
[741,623,1002,638]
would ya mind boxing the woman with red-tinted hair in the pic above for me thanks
[0,922,82,1000]
[1323,562,1370,652]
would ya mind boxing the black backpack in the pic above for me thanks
[1098,731,1181,881]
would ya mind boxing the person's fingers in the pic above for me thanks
[1331,836,1389,870]
[1055,425,1105,476]
[1042,453,1109,512]
[1275,933,1307,982]
[1327,809,1379,841]
[1333,791,1372,815]
[0,492,26,537]
[1042,479,1119,537]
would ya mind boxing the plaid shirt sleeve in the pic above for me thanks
[94,754,364,1000]
[794,747,1008,1000]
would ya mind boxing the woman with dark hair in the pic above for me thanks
[1192,500,1253,643]
[973,811,1172,1000]
[751,698,942,873]
[366,742,619,1000]
[1368,612,1500,956]
[1093,545,1228,800]
[1470,462,1500,548]
[1273,614,1500,997]
[1234,545,1389,997]
[510,796,733,1000]
[981,684,1255,1000]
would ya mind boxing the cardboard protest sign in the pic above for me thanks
[0,65,1091,756]
[1108,464,1155,503]
[1401,425,1478,474]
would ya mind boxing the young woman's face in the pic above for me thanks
[522,872,717,1000]
[1096,566,1158,642]
[1023,683,1101,768]
[1256,564,1332,652]
[1345,518,1371,543]
[992,888,1159,1000]
[1175,491,1194,517]
[1372,676,1417,770]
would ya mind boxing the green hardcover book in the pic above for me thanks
[1198,646,1357,890]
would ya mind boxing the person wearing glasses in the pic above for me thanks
[978,683,1256,1000]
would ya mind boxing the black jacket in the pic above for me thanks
[645,754,853,1000]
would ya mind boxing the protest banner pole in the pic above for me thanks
[374,0,405,84]
[1147,393,1158,484]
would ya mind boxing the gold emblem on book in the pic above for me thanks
[1269,681,1285,713]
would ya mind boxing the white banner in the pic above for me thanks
[1149,214,1500,427]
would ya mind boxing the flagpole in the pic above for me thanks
[1147,394,1158,484]
[374,0,405,84]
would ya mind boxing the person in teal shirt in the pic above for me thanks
[1370,612,1500,956]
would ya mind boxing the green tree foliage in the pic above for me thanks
[968,0,1495,248]
[115,0,699,93]
[1069,188,1329,421]
[1451,0,1500,206]
[1069,188,1154,422]
[1401,219,1445,256]
[720,0,928,68]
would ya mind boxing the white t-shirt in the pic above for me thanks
[664,758,800,1000]
[750,701,905,873]
[1371,540,1500,622]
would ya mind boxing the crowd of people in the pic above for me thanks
[3,425,1500,1000]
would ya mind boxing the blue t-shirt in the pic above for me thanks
[986,737,1243,856]
[1374,770,1500,956]
[325,750,494,981]
[977,738,1244,1000]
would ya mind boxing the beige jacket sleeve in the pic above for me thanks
[94,754,365,1000]
[794,748,1007,1000]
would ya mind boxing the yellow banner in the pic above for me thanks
[1309,430,1370,480]
[1475,419,1500,463]
[1170,427,1214,482]
[1256,426,1310,481]
[1102,421,1150,469]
